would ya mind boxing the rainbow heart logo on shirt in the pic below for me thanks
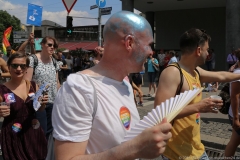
[12,123,22,133]
[119,107,131,130]
[196,113,200,125]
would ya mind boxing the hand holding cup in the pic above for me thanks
[210,95,222,111]
[0,102,10,117]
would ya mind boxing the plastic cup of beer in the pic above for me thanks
[210,95,222,100]
[210,95,222,110]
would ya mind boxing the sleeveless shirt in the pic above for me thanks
[164,67,204,160]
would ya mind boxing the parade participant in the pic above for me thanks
[24,36,60,139]
[0,57,10,84]
[155,28,240,160]
[17,33,36,55]
[0,52,47,160]
[52,11,172,160]
[225,48,240,158]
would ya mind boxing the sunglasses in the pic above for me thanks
[10,64,27,70]
[47,43,54,47]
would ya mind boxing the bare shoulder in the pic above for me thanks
[0,58,7,66]
[0,57,4,64]
[159,65,181,84]
[155,66,182,107]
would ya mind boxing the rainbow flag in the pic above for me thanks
[4,27,12,40]
[2,26,12,55]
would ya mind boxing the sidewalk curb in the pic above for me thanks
[201,134,240,154]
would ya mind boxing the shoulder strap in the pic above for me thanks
[30,54,38,75]
[51,57,57,69]
[195,68,200,77]
[86,76,98,120]
[165,63,200,95]
[165,62,183,95]
[30,81,37,93]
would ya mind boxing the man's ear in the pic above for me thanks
[125,35,134,51]
[196,47,201,56]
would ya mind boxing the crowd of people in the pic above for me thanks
[0,10,240,160]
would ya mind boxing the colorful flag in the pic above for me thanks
[4,26,12,40]
[2,26,12,55]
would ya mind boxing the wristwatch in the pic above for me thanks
[0,72,2,77]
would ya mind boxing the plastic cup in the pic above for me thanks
[210,95,222,100]
[210,95,222,110]
[0,102,10,108]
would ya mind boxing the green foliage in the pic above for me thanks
[57,48,67,52]
[69,48,91,57]
[0,10,22,49]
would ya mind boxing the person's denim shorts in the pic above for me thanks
[148,72,156,83]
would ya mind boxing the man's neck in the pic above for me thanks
[90,59,128,82]
[178,55,198,75]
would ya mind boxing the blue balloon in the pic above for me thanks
[96,0,106,8]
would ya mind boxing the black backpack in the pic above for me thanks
[30,54,57,75]
[218,83,230,114]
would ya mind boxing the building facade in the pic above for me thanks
[121,0,239,70]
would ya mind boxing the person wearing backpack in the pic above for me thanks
[24,36,60,140]
[155,28,240,160]
[225,48,240,158]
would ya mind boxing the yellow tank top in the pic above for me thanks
[163,67,204,160]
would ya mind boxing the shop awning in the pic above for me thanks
[58,42,98,51]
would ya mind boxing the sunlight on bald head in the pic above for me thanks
[103,11,153,42]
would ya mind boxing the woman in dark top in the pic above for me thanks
[0,52,48,160]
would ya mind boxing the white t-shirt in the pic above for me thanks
[65,59,72,69]
[168,56,178,65]
[52,73,140,154]
[229,68,240,117]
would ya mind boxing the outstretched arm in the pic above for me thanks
[18,33,35,54]
[155,67,223,120]
[197,67,240,83]
[0,58,10,78]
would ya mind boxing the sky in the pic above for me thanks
[0,0,140,27]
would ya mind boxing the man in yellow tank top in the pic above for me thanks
[155,28,240,160]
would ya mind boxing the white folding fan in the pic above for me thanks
[123,88,203,142]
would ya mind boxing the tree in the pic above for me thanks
[0,10,22,50]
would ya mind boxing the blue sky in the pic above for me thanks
[0,0,140,26]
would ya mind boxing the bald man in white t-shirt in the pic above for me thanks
[52,11,172,160]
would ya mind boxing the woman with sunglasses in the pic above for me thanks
[0,52,47,160]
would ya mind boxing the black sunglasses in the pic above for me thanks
[10,64,27,69]
[47,43,54,47]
